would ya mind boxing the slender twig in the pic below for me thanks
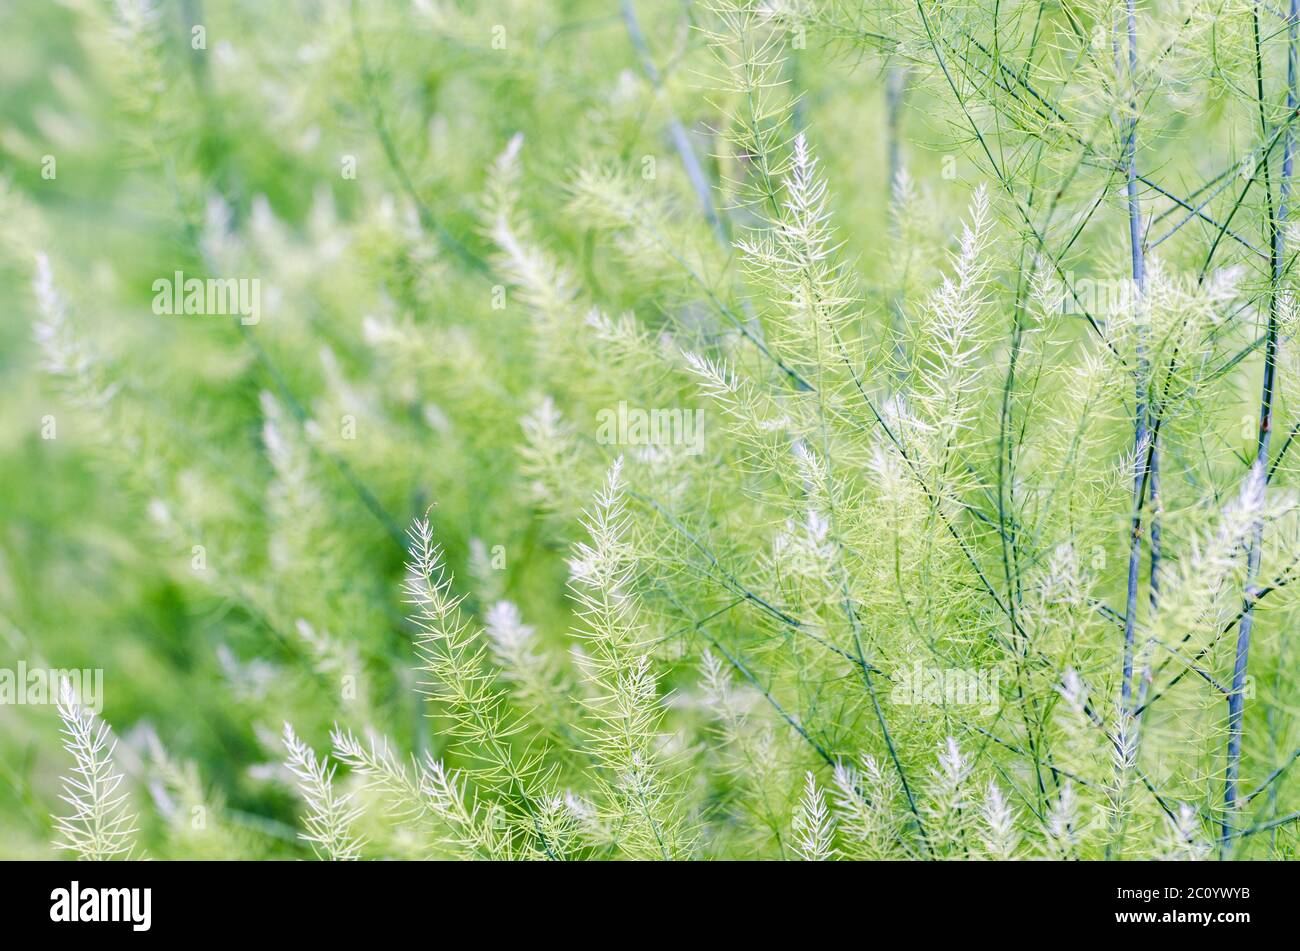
[1225,0,1296,853]
[1230,808,1300,838]
[853,18,1269,258]
[1135,553,1300,716]
[1115,0,1149,716]
[1243,746,1300,804]
[621,0,728,244]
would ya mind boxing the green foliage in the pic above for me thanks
[2,0,1300,860]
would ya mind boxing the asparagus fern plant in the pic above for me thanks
[1,0,1298,860]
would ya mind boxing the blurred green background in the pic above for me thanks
[5,0,1293,859]
[0,0,933,858]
